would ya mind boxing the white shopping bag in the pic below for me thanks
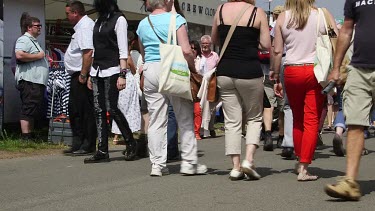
[158,14,192,101]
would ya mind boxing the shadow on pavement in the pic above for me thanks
[257,167,281,178]
[308,167,344,178]
[314,151,334,159]
[359,180,375,196]
[208,168,230,176]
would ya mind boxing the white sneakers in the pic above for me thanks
[229,169,245,181]
[241,160,261,180]
[150,167,170,177]
[180,161,208,175]
[150,162,208,176]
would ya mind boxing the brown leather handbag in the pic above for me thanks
[207,72,218,102]
[190,72,203,102]
[206,5,251,103]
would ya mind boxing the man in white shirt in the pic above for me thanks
[63,1,97,155]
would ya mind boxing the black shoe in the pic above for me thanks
[21,133,35,142]
[210,130,216,138]
[72,149,94,156]
[281,147,294,159]
[277,135,284,148]
[63,147,78,154]
[332,134,345,156]
[263,133,273,151]
[84,151,110,164]
[124,140,137,161]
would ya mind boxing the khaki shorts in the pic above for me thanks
[343,65,375,126]
[276,95,285,111]
[264,86,277,108]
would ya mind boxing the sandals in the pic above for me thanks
[297,172,318,182]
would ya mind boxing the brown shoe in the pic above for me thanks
[325,177,361,201]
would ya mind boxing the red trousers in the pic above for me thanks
[284,65,325,164]
[194,102,202,136]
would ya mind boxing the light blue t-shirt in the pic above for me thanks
[136,13,186,63]
[15,33,49,86]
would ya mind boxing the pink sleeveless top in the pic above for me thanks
[282,9,327,65]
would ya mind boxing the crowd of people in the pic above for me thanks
[13,0,374,201]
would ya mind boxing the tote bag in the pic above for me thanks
[314,8,333,88]
[158,14,192,101]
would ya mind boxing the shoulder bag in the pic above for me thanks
[152,14,193,100]
[148,15,202,102]
[207,4,251,102]
[314,8,333,88]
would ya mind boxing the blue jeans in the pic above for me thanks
[334,110,346,131]
[334,88,346,131]
[167,104,179,158]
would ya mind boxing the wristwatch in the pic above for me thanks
[119,68,131,79]
[79,73,87,79]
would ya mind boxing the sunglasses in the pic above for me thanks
[33,24,42,28]
[191,47,197,50]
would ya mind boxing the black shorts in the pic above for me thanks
[17,80,46,121]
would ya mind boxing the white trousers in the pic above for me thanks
[143,62,198,169]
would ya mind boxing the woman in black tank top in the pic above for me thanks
[211,1,271,181]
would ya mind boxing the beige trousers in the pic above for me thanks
[217,76,264,155]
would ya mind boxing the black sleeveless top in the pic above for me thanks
[217,5,263,79]
[93,12,124,70]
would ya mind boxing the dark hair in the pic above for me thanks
[23,16,41,31]
[94,0,121,17]
[66,1,86,16]
[20,12,30,34]
[174,0,185,18]
[190,40,202,57]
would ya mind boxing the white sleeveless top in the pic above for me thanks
[282,9,327,65]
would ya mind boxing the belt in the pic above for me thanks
[285,63,314,67]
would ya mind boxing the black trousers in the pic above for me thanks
[17,80,46,122]
[68,72,97,151]
[92,74,134,153]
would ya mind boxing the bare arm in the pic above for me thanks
[211,5,221,46]
[127,55,137,75]
[15,51,44,62]
[258,8,271,50]
[78,49,93,84]
[272,13,285,80]
[328,17,354,82]
[138,37,145,64]
[177,24,197,73]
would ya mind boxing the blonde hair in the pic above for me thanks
[285,0,315,30]
[228,0,255,5]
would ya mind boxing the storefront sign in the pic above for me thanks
[181,2,216,17]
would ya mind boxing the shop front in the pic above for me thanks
[1,0,222,125]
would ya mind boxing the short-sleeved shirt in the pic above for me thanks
[64,15,94,74]
[201,51,219,74]
[344,0,375,69]
[136,13,186,63]
[15,32,49,86]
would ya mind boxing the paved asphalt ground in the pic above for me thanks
[1,131,375,211]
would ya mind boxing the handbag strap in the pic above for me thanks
[322,8,336,35]
[317,8,329,36]
[167,13,177,45]
[147,16,166,44]
[218,4,251,63]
